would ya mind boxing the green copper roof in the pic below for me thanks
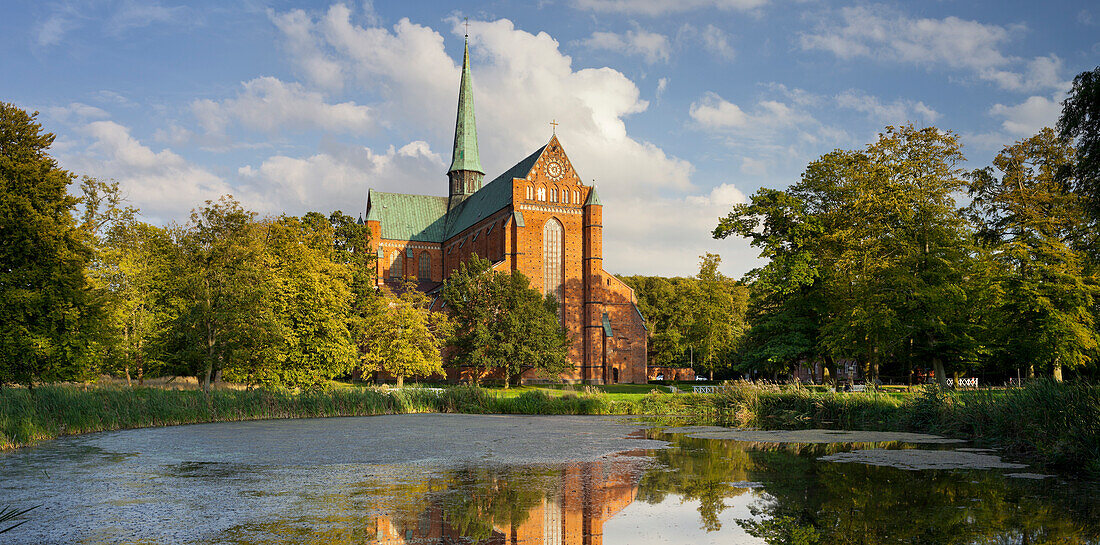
[363,143,548,243]
[448,38,483,175]
[584,185,602,206]
[365,190,449,242]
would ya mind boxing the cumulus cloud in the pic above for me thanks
[265,7,709,273]
[237,141,446,216]
[63,121,232,222]
[603,184,759,276]
[191,76,373,135]
[689,92,807,134]
[273,8,694,201]
[581,28,671,64]
[835,90,939,124]
[270,8,346,91]
[571,0,768,16]
[989,95,1062,137]
[800,5,1068,92]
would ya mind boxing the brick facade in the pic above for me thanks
[362,38,647,384]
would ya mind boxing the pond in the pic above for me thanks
[1,414,1098,544]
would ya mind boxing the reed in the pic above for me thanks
[3,380,1096,476]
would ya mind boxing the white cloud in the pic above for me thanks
[581,29,671,64]
[800,5,1068,92]
[106,0,180,35]
[191,76,373,135]
[34,0,181,46]
[275,8,694,201]
[689,92,806,134]
[834,90,939,124]
[64,121,233,222]
[989,95,1062,137]
[270,8,346,91]
[571,0,768,16]
[269,8,704,273]
[700,24,735,60]
[47,102,110,123]
[237,140,446,216]
[656,77,669,99]
[604,184,759,276]
[740,157,767,175]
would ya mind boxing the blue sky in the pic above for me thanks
[2,0,1097,277]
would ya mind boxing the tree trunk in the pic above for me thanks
[933,357,947,388]
[504,369,510,389]
[397,375,404,389]
[1053,359,1063,382]
[953,370,960,390]
[1027,364,1035,379]
[136,346,144,386]
[123,326,132,386]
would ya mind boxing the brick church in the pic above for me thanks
[363,37,647,384]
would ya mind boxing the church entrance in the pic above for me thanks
[612,368,619,384]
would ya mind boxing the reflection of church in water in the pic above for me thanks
[362,35,648,384]
[367,460,640,545]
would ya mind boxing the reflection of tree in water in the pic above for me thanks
[639,430,1100,544]
[637,433,759,531]
[437,465,557,543]
[737,448,1100,545]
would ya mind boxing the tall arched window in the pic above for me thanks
[526,185,533,200]
[537,186,546,201]
[549,188,557,202]
[390,253,403,279]
[543,218,563,304]
[418,252,430,280]
[563,190,570,204]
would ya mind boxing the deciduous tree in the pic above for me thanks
[0,104,100,387]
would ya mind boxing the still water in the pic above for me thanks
[1,414,1098,544]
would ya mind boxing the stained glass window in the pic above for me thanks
[543,218,563,303]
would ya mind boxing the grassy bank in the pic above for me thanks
[710,380,1100,476]
[3,380,1097,476]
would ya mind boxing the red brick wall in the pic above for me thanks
[371,140,649,384]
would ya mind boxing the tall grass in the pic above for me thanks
[3,380,1097,476]
[709,379,1100,476]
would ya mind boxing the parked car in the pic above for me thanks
[653,374,664,381]
[695,376,707,381]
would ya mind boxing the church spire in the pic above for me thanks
[447,34,484,206]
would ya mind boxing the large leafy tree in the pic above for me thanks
[0,104,101,387]
[969,128,1098,380]
[1059,66,1100,222]
[166,196,274,391]
[225,215,358,389]
[443,257,570,386]
[690,254,747,380]
[81,177,173,385]
[361,283,450,388]
[717,126,982,385]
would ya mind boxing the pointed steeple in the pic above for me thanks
[447,36,484,205]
